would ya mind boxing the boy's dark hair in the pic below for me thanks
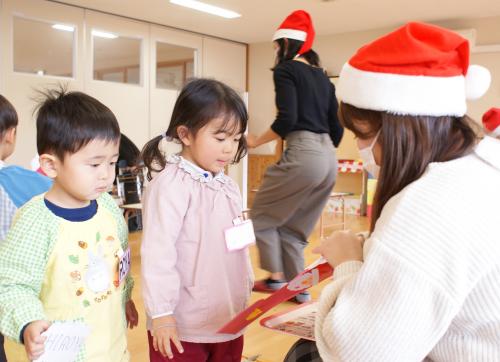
[35,86,120,160]
[0,94,19,138]
[141,78,248,180]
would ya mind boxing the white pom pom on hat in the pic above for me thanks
[337,22,491,117]
[465,64,491,100]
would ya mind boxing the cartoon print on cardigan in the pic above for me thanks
[85,246,110,294]
[69,237,124,308]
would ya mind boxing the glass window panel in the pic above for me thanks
[13,17,74,77]
[186,61,194,79]
[126,67,139,84]
[102,71,124,83]
[156,42,195,90]
[93,32,141,85]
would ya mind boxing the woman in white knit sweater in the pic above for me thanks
[304,22,500,362]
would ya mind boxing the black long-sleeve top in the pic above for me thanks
[270,60,344,147]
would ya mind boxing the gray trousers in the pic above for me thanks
[251,131,337,281]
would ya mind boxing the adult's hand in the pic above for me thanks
[312,230,363,267]
[246,128,280,149]
[246,133,258,149]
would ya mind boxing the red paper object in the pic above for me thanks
[218,259,332,334]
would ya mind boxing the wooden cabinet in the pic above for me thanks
[247,154,280,207]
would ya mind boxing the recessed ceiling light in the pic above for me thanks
[170,0,241,19]
[52,24,74,32]
[92,30,118,39]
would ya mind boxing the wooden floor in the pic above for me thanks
[127,213,369,362]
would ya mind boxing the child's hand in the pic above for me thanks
[151,315,184,359]
[23,320,51,360]
[126,299,139,329]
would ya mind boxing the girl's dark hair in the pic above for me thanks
[0,94,18,137]
[141,78,248,180]
[339,102,479,232]
[35,86,120,161]
[273,38,321,68]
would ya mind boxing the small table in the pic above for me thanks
[319,192,353,238]
[120,203,142,211]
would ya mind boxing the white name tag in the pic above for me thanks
[225,220,256,251]
[118,246,131,285]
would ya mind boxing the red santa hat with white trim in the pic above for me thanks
[337,22,491,117]
[482,108,500,136]
[272,10,315,55]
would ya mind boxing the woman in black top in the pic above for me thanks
[248,10,343,303]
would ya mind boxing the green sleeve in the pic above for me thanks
[0,197,58,342]
[99,193,134,302]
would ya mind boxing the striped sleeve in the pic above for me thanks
[315,157,500,360]
[316,241,456,361]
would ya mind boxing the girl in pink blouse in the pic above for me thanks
[140,78,253,362]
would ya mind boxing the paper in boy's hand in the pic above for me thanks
[217,258,332,334]
[34,321,90,362]
[260,301,317,341]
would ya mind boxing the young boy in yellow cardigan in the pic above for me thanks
[0,89,138,361]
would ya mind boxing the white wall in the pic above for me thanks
[0,0,86,167]
[0,0,248,194]
[201,36,248,199]
[248,16,500,157]
[84,10,151,150]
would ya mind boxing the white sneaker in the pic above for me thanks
[294,291,311,304]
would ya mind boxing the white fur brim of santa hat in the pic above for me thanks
[272,29,306,42]
[338,63,490,117]
[337,22,491,117]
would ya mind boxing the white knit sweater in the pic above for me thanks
[315,137,500,362]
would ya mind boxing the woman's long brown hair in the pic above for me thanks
[339,102,480,232]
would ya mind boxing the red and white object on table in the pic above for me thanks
[337,159,363,173]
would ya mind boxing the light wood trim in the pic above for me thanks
[247,154,280,207]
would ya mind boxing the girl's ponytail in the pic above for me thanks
[140,135,165,180]
[302,49,321,67]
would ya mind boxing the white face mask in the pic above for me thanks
[358,130,380,178]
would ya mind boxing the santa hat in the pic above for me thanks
[337,22,491,117]
[482,108,500,136]
[272,10,315,55]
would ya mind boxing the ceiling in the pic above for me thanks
[55,0,500,44]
